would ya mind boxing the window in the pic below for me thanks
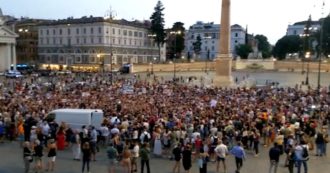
[84,38,87,44]
[46,29,49,35]
[90,27,94,34]
[68,38,71,45]
[76,28,79,34]
[46,38,49,45]
[98,27,102,34]
[83,28,86,34]
[123,30,127,36]
[59,29,62,35]
[134,31,138,37]
[129,31,132,36]
[113,28,115,35]
[53,38,56,45]
[293,30,297,35]
[211,46,215,51]
[205,46,207,51]
[112,38,115,44]
[124,39,127,45]
[91,37,94,44]
[76,38,80,44]
[235,33,238,37]
[99,37,102,44]
[59,38,62,44]
[68,28,71,35]
[139,32,142,37]
[53,29,56,35]
[40,30,43,35]
[235,40,238,43]
[118,29,121,35]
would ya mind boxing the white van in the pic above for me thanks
[46,109,104,129]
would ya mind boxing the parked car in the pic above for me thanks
[5,70,23,78]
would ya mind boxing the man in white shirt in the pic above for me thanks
[215,140,228,173]
[131,141,140,172]
[140,128,151,144]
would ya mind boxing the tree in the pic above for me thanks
[171,22,185,59]
[272,35,303,60]
[150,0,166,61]
[167,22,185,60]
[254,34,271,58]
[314,15,330,57]
[235,44,252,59]
[193,35,202,58]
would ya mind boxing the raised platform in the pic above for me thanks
[213,56,233,87]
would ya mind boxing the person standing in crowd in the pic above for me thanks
[131,141,139,173]
[46,139,57,172]
[198,148,209,173]
[287,145,295,173]
[315,131,325,156]
[56,126,66,150]
[182,144,192,173]
[23,141,33,173]
[172,143,182,173]
[81,142,92,173]
[140,143,151,173]
[253,129,260,157]
[269,142,281,173]
[295,141,309,173]
[72,130,81,160]
[230,142,246,173]
[107,142,118,173]
[215,140,228,173]
[121,146,132,173]
[90,126,98,161]
[33,140,44,173]
[100,123,110,146]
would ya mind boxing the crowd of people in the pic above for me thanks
[0,73,329,173]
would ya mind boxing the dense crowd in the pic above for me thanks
[0,73,329,173]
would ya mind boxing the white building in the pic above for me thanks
[38,16,165,71]
[185,21,246,60]
[286,20,320,36]
[0,8,18,72]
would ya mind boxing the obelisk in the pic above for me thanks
[214,0,233,86]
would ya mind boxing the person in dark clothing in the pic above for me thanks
[81,142,92,173]
[172,143,182,173]
[139,143,151,173]
[269,142,281,173]
[287,145,295,173]
[34,140,43,173]
[198,148,209,173]
[23,141,33,173]
[182,144,192,173]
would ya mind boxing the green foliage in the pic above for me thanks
[235,44,253,59]
[171,22,185,59]
[254,34,271,58]
[193,35,202,56]
[273,35,303,60]
[314,16,330,57]
[150,0,166,59]
[246,63,264,69]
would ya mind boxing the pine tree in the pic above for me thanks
[150,0,166,61]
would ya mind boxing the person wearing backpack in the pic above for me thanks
[294,141,309,173]
[140,128,151,144]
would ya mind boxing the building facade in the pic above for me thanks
[286,20,320,36]
[185,21,246,60]
[0,8,18,72]
[38,16,165,71]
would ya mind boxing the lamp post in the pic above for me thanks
[96,54,105,74]
[305,52,311,85]
[317,1,325,90]
[151,57,156,75]
[170,31,182,81]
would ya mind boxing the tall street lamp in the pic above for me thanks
[317,1,325,90]
[305,52,311,85]
[170,30,182,81]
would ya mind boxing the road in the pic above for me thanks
[0,141,329,173]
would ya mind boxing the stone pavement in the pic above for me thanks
[0,141,330,173]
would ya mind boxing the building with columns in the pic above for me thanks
[185,21,246,60]
[38,16,165,71]
[0,8,18,72]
